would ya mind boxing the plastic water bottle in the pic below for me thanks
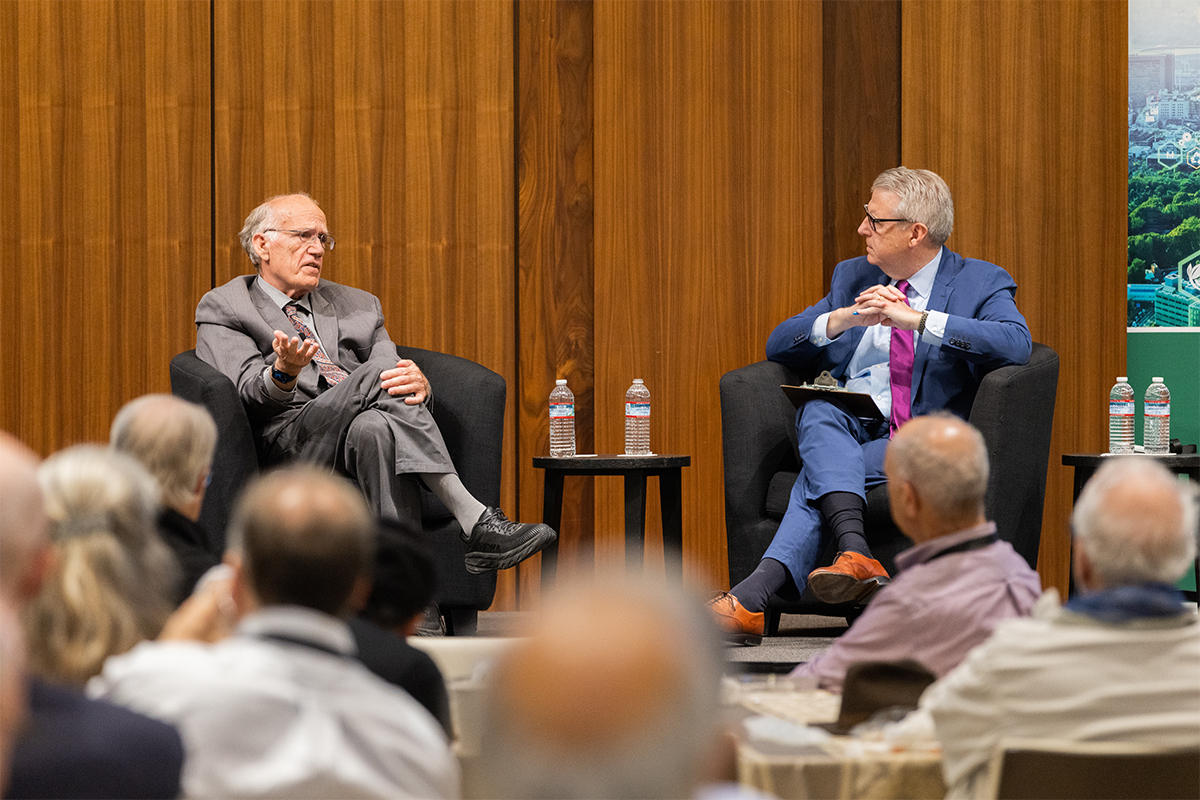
[1107,377,1135,454]
[1144,377,1171,455]
[549,379,575,457]
[624,379,651,456]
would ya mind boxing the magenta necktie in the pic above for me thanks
[283,303,349,386]
[889,280,914,436]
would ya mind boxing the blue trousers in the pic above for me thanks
[763,398,889,593]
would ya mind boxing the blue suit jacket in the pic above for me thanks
[765,250,1032,421]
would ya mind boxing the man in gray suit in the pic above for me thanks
[195,193,555,574]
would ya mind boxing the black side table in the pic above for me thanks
[1062,453,1200,597]
[533,455,691,582]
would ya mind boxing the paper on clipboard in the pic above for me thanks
[780,372,884,421]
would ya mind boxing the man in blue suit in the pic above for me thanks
[712,168,1031,643]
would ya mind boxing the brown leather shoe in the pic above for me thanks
[709,592,765,646]
[807,552,891,605]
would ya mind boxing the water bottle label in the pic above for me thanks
[1146,401,1170,417]
[625,402,650,418]
[1109,401,1134,416]
[550,403,575,419]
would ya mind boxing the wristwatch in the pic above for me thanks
[917,310,930,336]
[271,365,297,384]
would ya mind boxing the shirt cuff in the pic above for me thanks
[810,313,834,346]
[919,310,948,347]
[262,366,296,401]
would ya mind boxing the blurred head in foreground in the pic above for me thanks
[23,445,177,685]
[477,573,724,799]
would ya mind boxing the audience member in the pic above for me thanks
[23,445,178,686]
[111,393,222,603]
[920,457,1200,798]
[350,519,452,736]
[791,414,1042,691]
[196,192,554,573]
[476,574,726,799]
[0,599,28,796]
[0,432,183,800]
[90,465,459,799]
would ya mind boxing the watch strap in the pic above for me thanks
[271,365,297,384]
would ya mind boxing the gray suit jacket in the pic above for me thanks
[195,276,400,439]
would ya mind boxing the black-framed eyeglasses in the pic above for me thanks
[862,204,910,233]
[264,228,336,251]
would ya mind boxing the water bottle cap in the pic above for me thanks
[1153,377,1164,383]
[633,378,643,383]
[1117,377,1128,382]
[556,379,567,385]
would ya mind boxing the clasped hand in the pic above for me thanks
[828,284,922,337]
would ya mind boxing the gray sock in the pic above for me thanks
[420,472,488,538]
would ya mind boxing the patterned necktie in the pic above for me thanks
[889,280,914,437]
[283,303,349,386]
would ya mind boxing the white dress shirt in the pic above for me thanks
[809,248,946,418]
[89,606,459,800]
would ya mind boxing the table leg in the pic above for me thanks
[660,468,684,579]
[1067,467,1097,597]
[541,471,565,584]
[624,472,648,569]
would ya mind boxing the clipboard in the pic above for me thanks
[781,373,885,421]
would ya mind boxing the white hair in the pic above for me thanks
[111,394,217,511]
[1072,457,1198,587]
[872,167,954,246]
[238,192,316,269]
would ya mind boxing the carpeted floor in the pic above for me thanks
[473,610,846,673]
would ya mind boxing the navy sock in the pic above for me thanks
[818,491,870,557]
[729,558,789,613]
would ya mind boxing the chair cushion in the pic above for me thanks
[765,471,800,521]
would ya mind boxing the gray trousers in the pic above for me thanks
[261,355,455,523]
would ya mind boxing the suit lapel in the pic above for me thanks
[911,251,964,402]
[309,283,343,368]
[249,279,292,333]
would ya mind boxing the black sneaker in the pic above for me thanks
[463,507,557,574]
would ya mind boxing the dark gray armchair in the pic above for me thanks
[169,346,505,635]
[720,342,1059,632]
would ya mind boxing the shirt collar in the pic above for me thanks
[895,520,997,573]
[236,605,357,656]
[896,246,942,300]
[256,275,312,315]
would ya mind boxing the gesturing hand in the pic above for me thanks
[272,330,320,375]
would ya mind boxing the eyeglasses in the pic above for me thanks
[264,228,336,251]
[862,205,910,233]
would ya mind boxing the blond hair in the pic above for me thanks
[23,446,178,686]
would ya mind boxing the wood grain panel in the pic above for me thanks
[594,0,825,588]
[901,0,1128,594]
[214,1,519,600]
[515,0,595,604]
[1,0,211,455]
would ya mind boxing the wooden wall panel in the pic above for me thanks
[214,1,519,589]
[593,0,825,587]
[515,0,595,603]
[901,0,1128,594]
[0,0,211,455]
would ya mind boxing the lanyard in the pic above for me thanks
[924,532,999,564]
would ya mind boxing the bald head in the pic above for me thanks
[227,466,374,616]
[1072,458,1198,590]
[885,414,989,539]
[479,575,723,799]
[0,432,49,603]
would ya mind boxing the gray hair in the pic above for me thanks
[238,192,316,269]
[25,446,178,685]
[1072,458,1198,587]
[887,413,989,519]
[477,574,724,799]
[111,394,217,511]
[872,167,954,246]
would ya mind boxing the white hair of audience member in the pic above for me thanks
[476,574,725,800]
[886,412,989,519]
[23,445,178,685]
[1072,457,1198,587]
[871,167,955,246]
[110,393,217,511]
